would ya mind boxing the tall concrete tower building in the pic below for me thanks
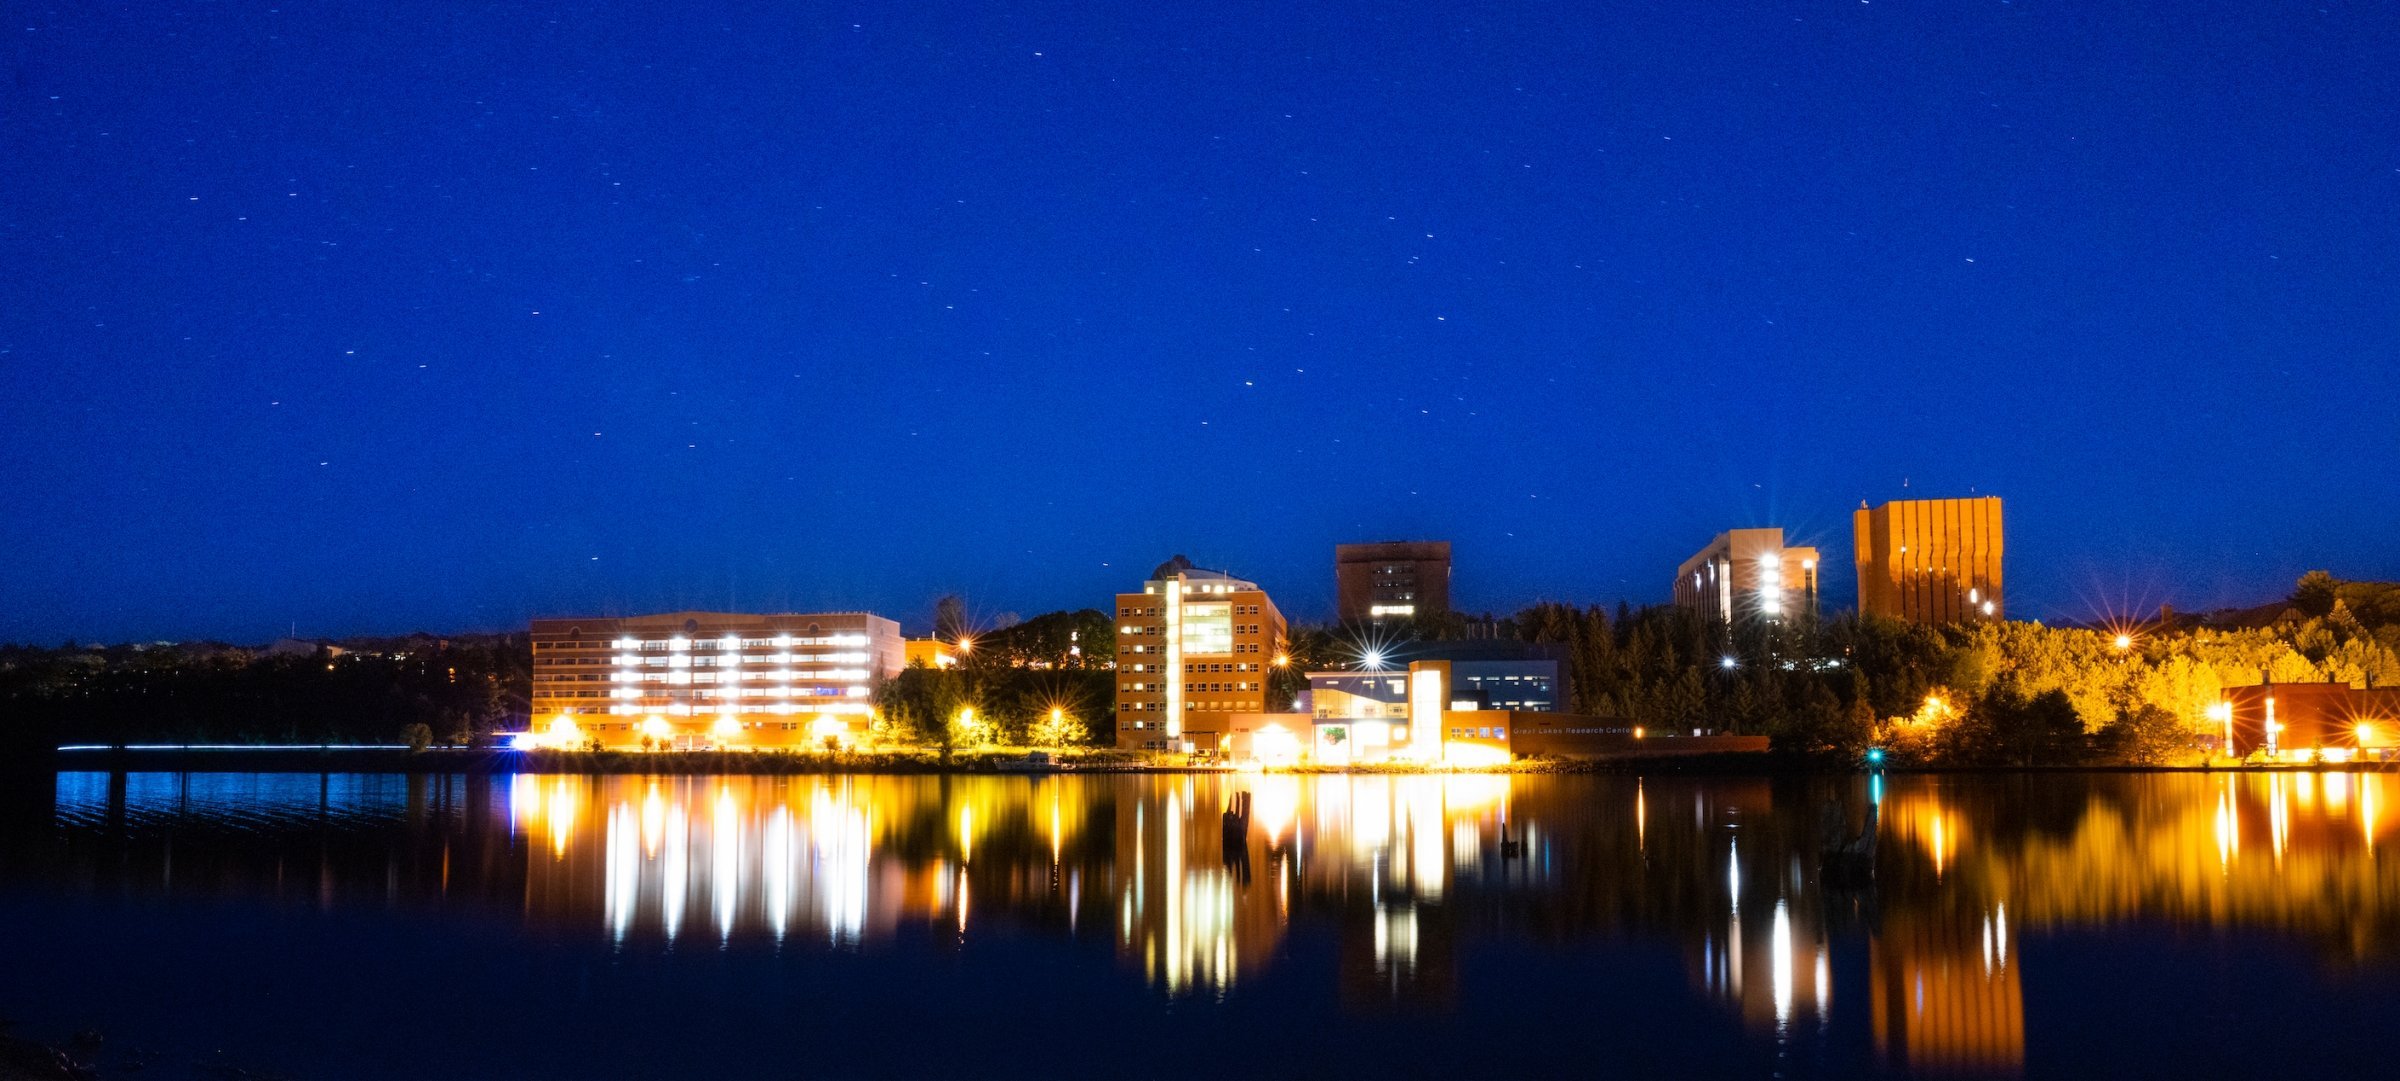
[1853,497,2004,624]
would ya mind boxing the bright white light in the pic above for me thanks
[1728,841,1741,911]
[668,637,690,651]
[1721,656,1738,670]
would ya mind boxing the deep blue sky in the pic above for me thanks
[4,1,2396,643]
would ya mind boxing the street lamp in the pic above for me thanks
[2207,701,2234,758]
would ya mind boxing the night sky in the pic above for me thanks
[5,1,2396,644]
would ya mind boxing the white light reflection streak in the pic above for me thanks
[765,804,793,944]
[713,786,739,942]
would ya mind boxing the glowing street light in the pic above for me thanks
[2207,701,2234,757]
[2112,633,2133,651]
[1720,656,1738,670]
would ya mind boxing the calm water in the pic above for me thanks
[5,770,2400,1079]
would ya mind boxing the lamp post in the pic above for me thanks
[2207,702,2234,760]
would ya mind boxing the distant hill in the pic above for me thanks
[2170,573,2400,634]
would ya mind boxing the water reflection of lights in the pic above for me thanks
[495,770,2400,1024]
[2366,775,2383,851]
[1251,775,1299,844]
[1373,904,1419,974]
[1728,840,1741,914]
[1770,901,1794,1026]
[2271,775,2291,861]
[1635,779,1647,852]
[2216,782,2240,870]
[714,786,739,941]
[77,766,2400,1075]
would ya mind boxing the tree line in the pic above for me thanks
[0,636,528,748]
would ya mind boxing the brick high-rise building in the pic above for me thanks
[1113,555,1287,753]
[1853,497,2004,624]
[1336,541,1451,624]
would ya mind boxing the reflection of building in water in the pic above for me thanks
[1693,891,1835,1037]
[1113,779,1290,993]
[1315,775,1508,1011]
[512,775,1120,948]
[1337,900,1457,1011]
[517,776,894,945]
[1680,782,1835,1037]
[1872,907,2024,1077]
[41,766,2400,1052]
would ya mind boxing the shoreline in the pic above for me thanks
[27,747,2400,777]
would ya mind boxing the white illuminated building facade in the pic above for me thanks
[529,611,903,750]
[1673,528,1820,625]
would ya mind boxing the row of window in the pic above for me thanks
[613,670,870,683]
[603,703,871,716]
[1187,661,1261,673]
[1118,603,1267,617]
[573,720,816,732]
[603,688,864,701]
[1450,726,1508,740]
[609,653,870,667]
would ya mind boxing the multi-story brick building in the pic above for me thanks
[1336,540,1451,624]
[1113,555,1287,754]
[528,611,902,750]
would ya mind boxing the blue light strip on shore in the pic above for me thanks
[56,744,414,752]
